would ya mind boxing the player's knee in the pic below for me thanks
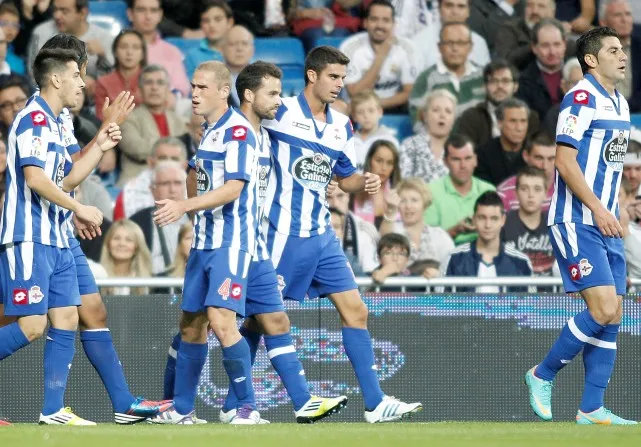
[343,300,368,328]
[78,296,108,330]
[17,315,48,341]
[592,301,619,324]
[258,312,290,335]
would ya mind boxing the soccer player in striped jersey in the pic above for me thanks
[151,61,262,425]
[262,46,422,423]
[525,27,637,425]
[0,47,111,425]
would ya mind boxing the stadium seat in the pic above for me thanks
[313,36,346,49]
[631,113,641,129]
[88,15,122,38]
[165,37,200,55]
[282,77,305,97]
[89,1,129,29]
[254,38,305,70]
[380,114,414,142]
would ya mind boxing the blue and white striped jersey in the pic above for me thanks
[0,95,73,247]
[550,74,630,226]
[254,126,272,261]
[188,107,259,254]
[262,93,357,238]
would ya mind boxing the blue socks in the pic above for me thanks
[536,309,605,381]
[163,332,182,400]
[80,329,135,413]
[265,333,310,411]
[224,326,261,412]
[580,324,619,413]
[0,322,29,360]
[173,341,208,415]
[222,339,255,409]
[342,327,384,411]
[42,328,76,416]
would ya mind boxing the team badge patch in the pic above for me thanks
[578,258,593,277]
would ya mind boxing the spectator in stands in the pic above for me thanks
[386,0,430,39]
[28,0,114,83]
[620,178,641,280]
[330,206,365,276]
[623,129,641,194]
[494,0,577,72]
[351,90,399,171]
[0,3,25,75]
[327,185,379,273]
[371,233,412,284]
[454,60,540,150]
[130,161,188,274]
[290,0,360,52]
[501,166,555,276]
[599,0,641,112]
[222,25,254,108]
[399,89,455,184]
[11,0,52,58]
[158,221,192,278]
[100,219,153,296]
[0,73,29,138]
[183,0,231,80]
[75,186,113,263]
[380,177,454,273]
[542,58,583,135]
[475,98,530,186]
[413,0,491,72]
[409,21,484,123]
[425,134,495,245]
[340,0,418,114]
[442,191,532,293]
[468,0,524,52]
[180,113,204,159]
[497,131,556,212]
[516,18,567,121]
[95,29,146,121]
[555,0,595,34]
[114,136,187,221]
[158,0,201,39]
[0,28,11,77]
[127,0,191,97]
[352,139,401,229]
[231,0,292,37]
[118,65,186,185]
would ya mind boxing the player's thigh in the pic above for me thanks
[48,247,82,311]
[246,259,285,320]
[204,247,251,317]
[311,232,359,299]
[78,293,108,330]
[182,250,210,313]
[70,238,100,297]
[605,237,628,296]
[270,233,319,302]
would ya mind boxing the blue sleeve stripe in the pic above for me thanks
[224,172,250,182]
[197,150,225,161]
[268,128,343,160]
[274,103,288,122]
[556,135,579,149]
[344,120,353,140]
[19,157,46,168]
[66,143,81,155]
[591,119,631,130]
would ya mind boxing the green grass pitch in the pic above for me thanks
[1,423,640,447]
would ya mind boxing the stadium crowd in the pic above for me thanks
[0,0,640,293]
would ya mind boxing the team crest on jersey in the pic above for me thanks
[195,158,211,192]
[561,115,578,136]
[603,131,627,171]
[30,136,45,158]
[292,153,332,192]
[28,286,44,304]
[55,159,65,188]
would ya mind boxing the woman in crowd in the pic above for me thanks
[100,219,152,296]
[399,89,456,184]
[95,29,146,120]
[351,139,401,229]
[380,177,454,278]
[162,222,193,279]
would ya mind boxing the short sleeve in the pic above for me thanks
[223,125,256,182]
[15,114,49,168]
[188,154,197,170]
[334,120,357,178]
[556,89,597,150]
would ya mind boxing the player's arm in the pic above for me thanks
[334,122,381,194]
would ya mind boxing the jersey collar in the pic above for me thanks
[33,95,61,124]
[297,91,333,139]
[585,73,622,115]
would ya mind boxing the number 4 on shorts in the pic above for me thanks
[218,278,231,300]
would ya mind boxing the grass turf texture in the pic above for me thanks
[0,423,640,447]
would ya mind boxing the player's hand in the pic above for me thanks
[363,172,381,195]
[75,204,103,228]
[73,214,102,240]
[385,188,400,212]
[326,179,338,197]
[594,205,623,238]
[154,199,187,227]
[102,91,136,127]
[96,123,122,152]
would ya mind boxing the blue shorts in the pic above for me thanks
[0,242,81,316]
[550,223,627,296]
[268,229,358,302]
[69,238,98,296]
[245,259,284,317]
[182,247,252,315]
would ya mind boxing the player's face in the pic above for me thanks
[115,33,145,70]
[486,68,517,105]
[364,5,394,44]
[603,1,633,39]
[53,0,85,34]
[445,143,477,185]
[327,187,349,213]
[525,0,554,25]
[595,36,627,82]
[473,205,505,243]
[312,64,346,104]
[439,25,472,71]
[128,0,162,35]
[330,212,344,241]
[61,60,85,110]
[252,75,282,121]
[141,70,169,109]
[623,164,641,191]
[439,0,469,23]
[532,25,566,70]
[179,227,193,258]
[423,95,455,139]
[524,144,556,183]
[352,98,382,133]
[516,175,546,214]
[109,227,137,262]
[369,145,396,184]
[399,188,426,226]
[151,168,185,202]
[201,7,232,42]
[499,107,529,146]
[191,69,228,120]
[0,86,27,127]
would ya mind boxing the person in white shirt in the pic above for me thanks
[340,0,419,113]
[390,0,430,39]
[619,178,641,282]
[412,0,491,72]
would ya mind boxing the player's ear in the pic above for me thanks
[51,72,62,89]
[306,69,317,85]
[220,84,230,100]
[584,53,597,69]
[243,88,254,105]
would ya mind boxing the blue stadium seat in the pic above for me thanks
[380,114,414,142]
[89,1,129,29]
[165,37,200,55]
[254,38,305,70]
[282,77,305,97]
[631,113,641,129]
[313,36,346,49]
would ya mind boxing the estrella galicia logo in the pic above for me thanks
[292,153,332,192]
[195,158,211,192]
[603,131,628,171]
[55,159,65,188]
